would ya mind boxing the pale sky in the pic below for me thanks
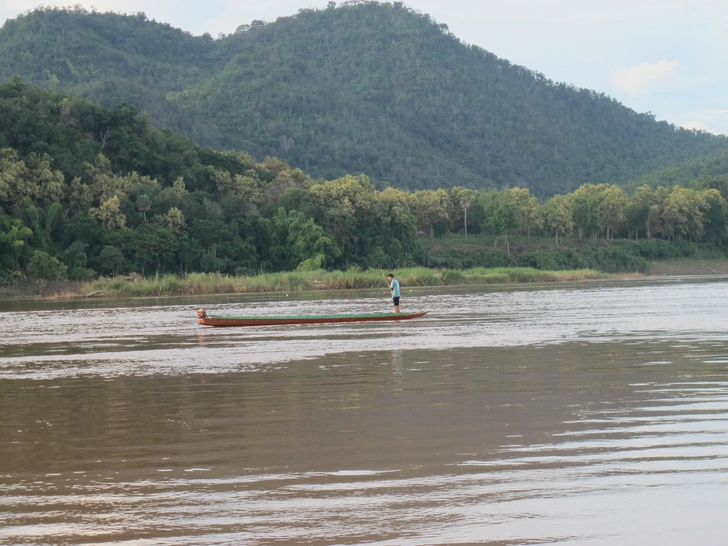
[2,0,727,135]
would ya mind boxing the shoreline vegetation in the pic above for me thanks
[3,257,727,301]
[3,83,728,296]
[3,258,727,301]
[4,267,607,300]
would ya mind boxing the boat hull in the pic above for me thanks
[198,311,427,327]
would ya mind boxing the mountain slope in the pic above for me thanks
[1,2,726,195]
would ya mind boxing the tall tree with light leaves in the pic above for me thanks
[541,194,573,246]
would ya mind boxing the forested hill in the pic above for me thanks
[1,2,727,196]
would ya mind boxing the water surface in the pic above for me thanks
[1,277,728,544]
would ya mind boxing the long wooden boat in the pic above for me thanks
[198,311,427,327]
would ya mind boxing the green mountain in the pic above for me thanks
[1,2,726,196]
[626,151,728,192]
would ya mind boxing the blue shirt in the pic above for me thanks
[390,278,400,297]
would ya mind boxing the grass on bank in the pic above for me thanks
[79,267,604,298]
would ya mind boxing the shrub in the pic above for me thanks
[520,250,560,271]
[26,250,68,280]
[630,239,691,260]
[440,269,466,284]
[297,254,325,272]
[588,247,648,273]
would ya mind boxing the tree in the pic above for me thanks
[85,154,133,204]
[0,216,32,280]
[701,189,728,246]
[647,204,662,239]
[374,187,418,264]
[409,189,451,240]
[541,194,573,245]
[262,208,339,271]
[569,184,599,238]
[662,187,714,242]
[159,207,186,235]
[26,249,68,280]
[599,185,627,240]
[90,195,127,229]
[211,167,265,205]
[309,174,376,256]
[132,224,179,276]
[0,148,25,208]
[486,196,519,255]
[624,185,654,239]
[187,218,258,274]
[571,195,601,240]
[67,177,93,213]
[449,186,475,238]
[98,245,125,276]
[287,211,340,269]
[23,197,63,252]
[172,177,187,197]
[0,149,64,210]
[136,194,151,222]
[59,241,95,280]
[503,187,539,241]
[24,153,65,207]
[647,186,671,239]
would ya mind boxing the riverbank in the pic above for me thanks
[0,267,604,300]
[643,258,728,276]
[2,258,726,301]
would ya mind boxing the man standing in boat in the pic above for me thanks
[387,273,401,313]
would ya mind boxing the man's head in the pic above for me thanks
[387,273,393,279]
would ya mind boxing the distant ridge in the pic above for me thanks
[1,2,726,196]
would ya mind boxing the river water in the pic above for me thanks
[1,277,728,545]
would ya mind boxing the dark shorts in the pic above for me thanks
[393,297,400,306]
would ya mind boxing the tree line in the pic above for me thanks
[2,78,727,283]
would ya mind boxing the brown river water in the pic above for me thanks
[1,277,728,545]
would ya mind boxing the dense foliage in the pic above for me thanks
[626,152,728,192]
[1,80,727,283]
[1,2,726,195]
[0,79,422,282]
